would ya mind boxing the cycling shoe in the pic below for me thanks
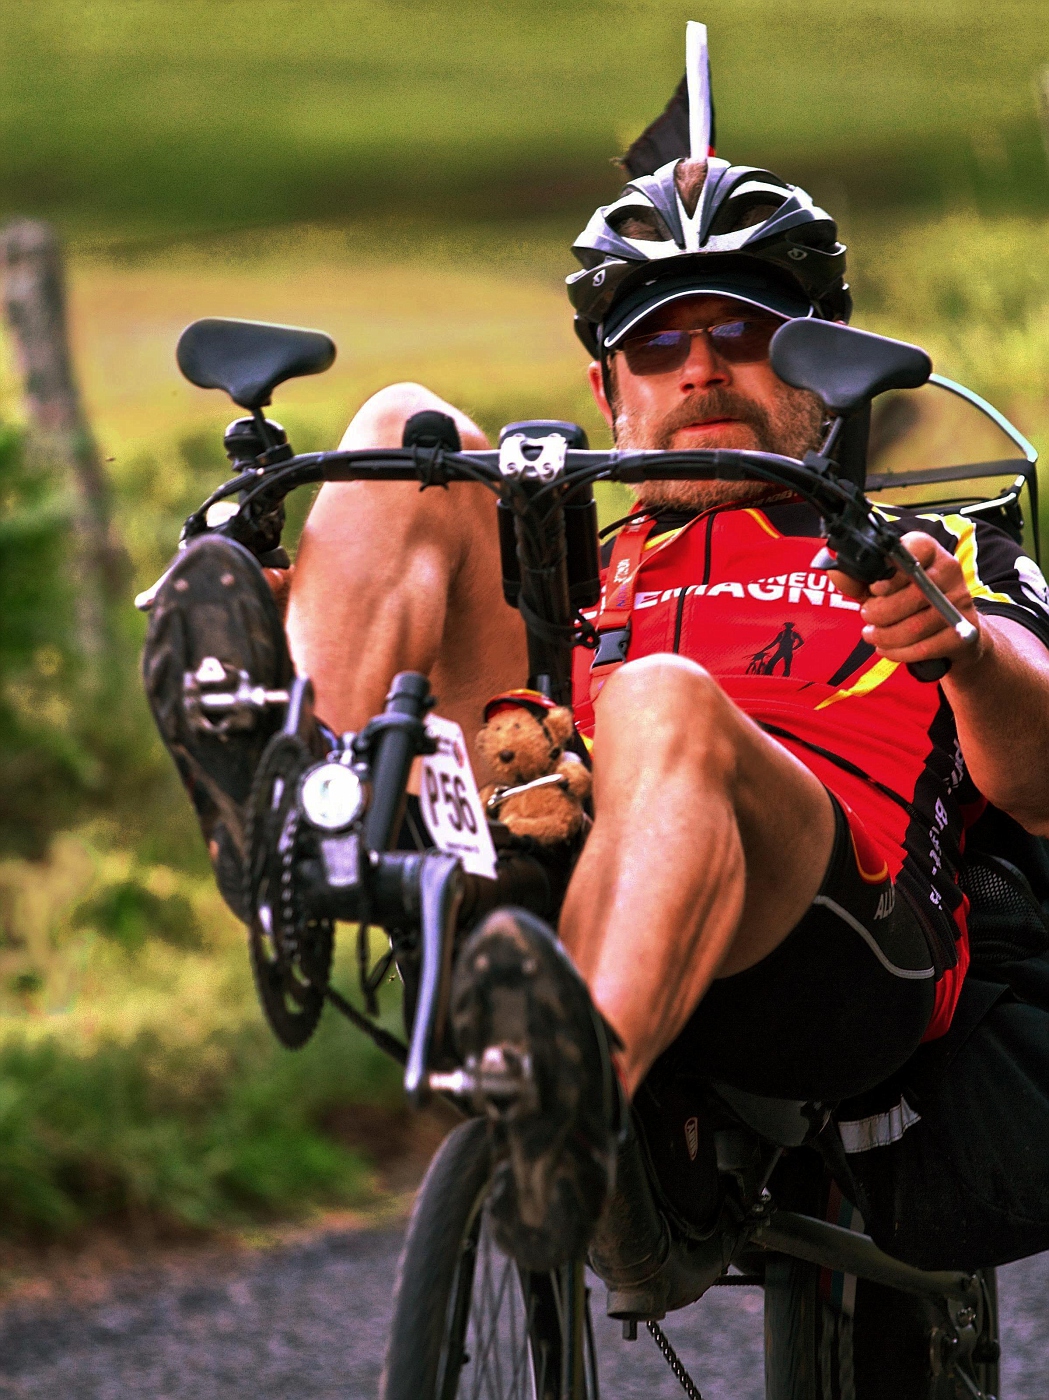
[450,907,621,1271]
[142,535,300,918]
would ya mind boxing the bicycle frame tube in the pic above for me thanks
[753,1210,979,1305]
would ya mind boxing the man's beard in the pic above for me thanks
[614,383,825,512]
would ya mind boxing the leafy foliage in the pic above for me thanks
[0,846,404,1241]
[0,428,94,857]
[71,878,201,951]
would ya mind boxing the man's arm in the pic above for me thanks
[832,531,1049,834]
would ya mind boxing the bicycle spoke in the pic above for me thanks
[459,1212,537,1400]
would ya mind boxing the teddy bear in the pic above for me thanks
[476,691,591,845]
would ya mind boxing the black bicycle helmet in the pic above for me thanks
[567,35,851,358]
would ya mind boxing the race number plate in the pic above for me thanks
[420,715,498,879]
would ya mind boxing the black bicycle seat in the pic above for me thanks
[176,318,336,409]
[770,320,931,416]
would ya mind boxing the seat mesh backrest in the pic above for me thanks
[959,854,1049,965]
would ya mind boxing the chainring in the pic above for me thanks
[244,732,333,1048]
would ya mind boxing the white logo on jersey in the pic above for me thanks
[1015,555,1049,616]
[633,572,861,613]
[684,1116,699,1161]
[874,888,895,920]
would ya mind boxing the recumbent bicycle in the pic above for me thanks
[138,311,1049,1400]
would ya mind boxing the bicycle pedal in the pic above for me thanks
[183,656,290,735]
[428,1045,539,1115]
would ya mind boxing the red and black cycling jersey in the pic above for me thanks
[570,499,1049,1040]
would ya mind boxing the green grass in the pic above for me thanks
[0,838,403,1242]
[2,0,1049,243]
[852,212,1049,430]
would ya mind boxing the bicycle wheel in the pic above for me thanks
[764,1253,999,1400]
[381,1118,598,1400]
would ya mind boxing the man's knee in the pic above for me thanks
[299,382,493,564]
[602,653,724,718]
[340,382,489,451]
[596,654,738,778]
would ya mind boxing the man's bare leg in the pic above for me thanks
[286,384,528,754]
[559,653,837,1097]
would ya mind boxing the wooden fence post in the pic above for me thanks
[0,219,126,664]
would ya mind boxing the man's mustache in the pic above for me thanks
[653,389,771,450]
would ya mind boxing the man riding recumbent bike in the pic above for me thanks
[140,312,1049,1400]
[139,164,1049,1400]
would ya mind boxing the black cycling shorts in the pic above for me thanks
[660,795,937,1102]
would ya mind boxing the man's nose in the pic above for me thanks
[677,331,730,392]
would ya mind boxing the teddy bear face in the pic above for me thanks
[476,710,558,786]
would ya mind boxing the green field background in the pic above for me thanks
[0,1,1048,1256]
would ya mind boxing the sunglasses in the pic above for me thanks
[616,317,781,376]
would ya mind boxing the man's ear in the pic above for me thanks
[588,360,614,429]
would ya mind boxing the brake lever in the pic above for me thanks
[886,540,978,681]
[814,517,978,685]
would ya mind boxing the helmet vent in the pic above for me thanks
[707,194,785,238]
[606,206,673,242]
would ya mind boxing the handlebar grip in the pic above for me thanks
[402,411,462,453]
[907,658,951,683]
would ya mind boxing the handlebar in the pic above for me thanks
[178,439,976,678]
[189,443,857,525]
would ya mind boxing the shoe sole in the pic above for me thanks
[450,907,615,1272]
[141,536,295,895]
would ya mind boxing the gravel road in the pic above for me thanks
[0,1226,1043,1399]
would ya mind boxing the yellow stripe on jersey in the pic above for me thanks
[916,512,1012,606]
[815,657,900,710]
[745,509,782,539]
[644,528,682,550]
[849,830,889,883]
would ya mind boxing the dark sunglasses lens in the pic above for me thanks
[621,330,691,375]
[620,319,779,375]
[708,319,777,362]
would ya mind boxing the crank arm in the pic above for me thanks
[428,1046,538,1113]
[403,852,465,1107]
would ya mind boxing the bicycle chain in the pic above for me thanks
[245,732,333,1049]
[647,1320,704,1400]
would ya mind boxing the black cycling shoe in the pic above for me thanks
[450,907,621,1272]
[142,535,299,919]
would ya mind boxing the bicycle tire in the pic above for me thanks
[381,1117,598,1400]
[764,1253,999,1400]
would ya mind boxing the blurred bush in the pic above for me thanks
[0,417,189,864]
[0,424,92,858]
[0,844,403,1242]
[71,878,201,952]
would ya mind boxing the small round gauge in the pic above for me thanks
[299,762,366,832]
